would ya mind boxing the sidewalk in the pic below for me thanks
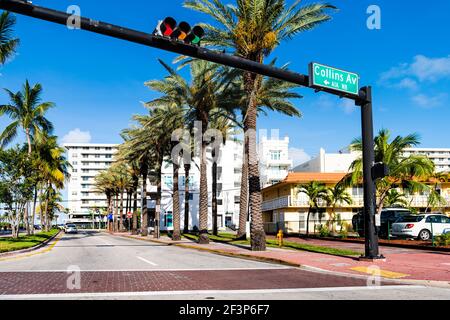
[113,233,450,286]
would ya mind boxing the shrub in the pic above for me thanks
[436,233,450,246]
[317,225,330,238]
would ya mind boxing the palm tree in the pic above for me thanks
[0,80,54,154]
[343,129,435,216]
[184,0,335,250]
[145,60,235,244]
[109,163,132,232]
[94,170,115,230]
[33,134,70,231]
[223,65,303,240]
[298,181,328,237]
[326,184,352,233]
[0,11,19,64]
[425,172,449,212]
[383,189,408,208]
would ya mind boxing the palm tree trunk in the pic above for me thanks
[183,164,191,233]
[306,207,312,237]
[31,186,38,235]
[198,139,209,244]
[25,128,32,155]
[172,160,181,241]
[141,164,149,236]
[114,194,119,232]
[119,190,124,232]
[237,129,249,239]
[132,179,138,234]
[154,165,162,239]
[244,71,266,251]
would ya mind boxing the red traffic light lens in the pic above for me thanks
[161,17,177,36]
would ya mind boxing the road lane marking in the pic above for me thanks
[136,256,158,266]
[350,266,409,279]
[0,285,427,300]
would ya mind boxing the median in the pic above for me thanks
[0,229,60,254]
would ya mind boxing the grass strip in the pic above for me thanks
[182,233,361,257]
[0,229,59,253]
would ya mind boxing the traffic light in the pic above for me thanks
[154,17,204,46]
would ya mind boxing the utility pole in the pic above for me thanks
[357,87,384,260]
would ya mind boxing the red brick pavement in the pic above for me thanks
[0,269,395,295]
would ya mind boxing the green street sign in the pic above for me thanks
[309,62,360,96]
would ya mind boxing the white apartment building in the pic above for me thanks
[64,135,295,231]
[64,143,118,228]
[403,148,450,173]
[160,139,244,231]
[259,135,293,188]
[294,147,450,173]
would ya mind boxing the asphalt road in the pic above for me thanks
[0,231,449,300]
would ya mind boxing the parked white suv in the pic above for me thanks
[391,214,450,241]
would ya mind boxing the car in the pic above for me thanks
[352,208,412,238]
[391,214,450,241]
[64,224,78,234]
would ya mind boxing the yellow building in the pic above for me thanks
[261,173,450,234]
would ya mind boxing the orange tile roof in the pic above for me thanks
[283,172,346,184]
[263,172,347,192]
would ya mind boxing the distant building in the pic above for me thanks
[293,148,357,173]
[294,147,450,174]
[259,135,293,188]
[64,143,119,228]
[403,148,450,173]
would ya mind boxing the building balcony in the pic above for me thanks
[262,195,450,211]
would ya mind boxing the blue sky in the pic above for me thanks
[1,0,449,166]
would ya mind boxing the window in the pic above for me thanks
[72,192,77,196]
[270,150,281,161]
[83,177,89,181]
[352,187,363,196]
[72,169,78,173]
[106,155,112,159]
[83,155,88,158]
[189,193,194,201]
[106,147,112,151]
[164,212,173,228]
[217,199,223,206]
[72,153,78,158]
[95,147,100,150]
[234,196,240,204]
[95,154,100,158]
[72,161,78,165]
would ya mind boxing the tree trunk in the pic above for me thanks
[154,165,162,239]
[132,179,138,234]
[212,155,218,236]
[198,138,209,244]
[141,164,149,236]
[23,203,30,235]
[237,127,249,239]
[306,207,312,237]
[119,189,124,232]
[172,160,181,241]
[25,129,32,155]
[114,194,119,232]
[43,197,49,232]
[31,186,38,235]
[244,71,266,251]
[183,164,191,233]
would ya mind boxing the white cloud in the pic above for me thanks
[340,99,356,114]
[62,128,92,144]
[289,148,312,168]
[380,55,450,86]
[411,93,447,108]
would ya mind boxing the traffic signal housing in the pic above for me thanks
[154,17,204,46]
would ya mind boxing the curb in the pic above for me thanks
[0,230,62,258]
[115,233,450,288]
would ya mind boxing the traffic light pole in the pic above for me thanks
[0,0,384,259]
[358,87,384,260]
